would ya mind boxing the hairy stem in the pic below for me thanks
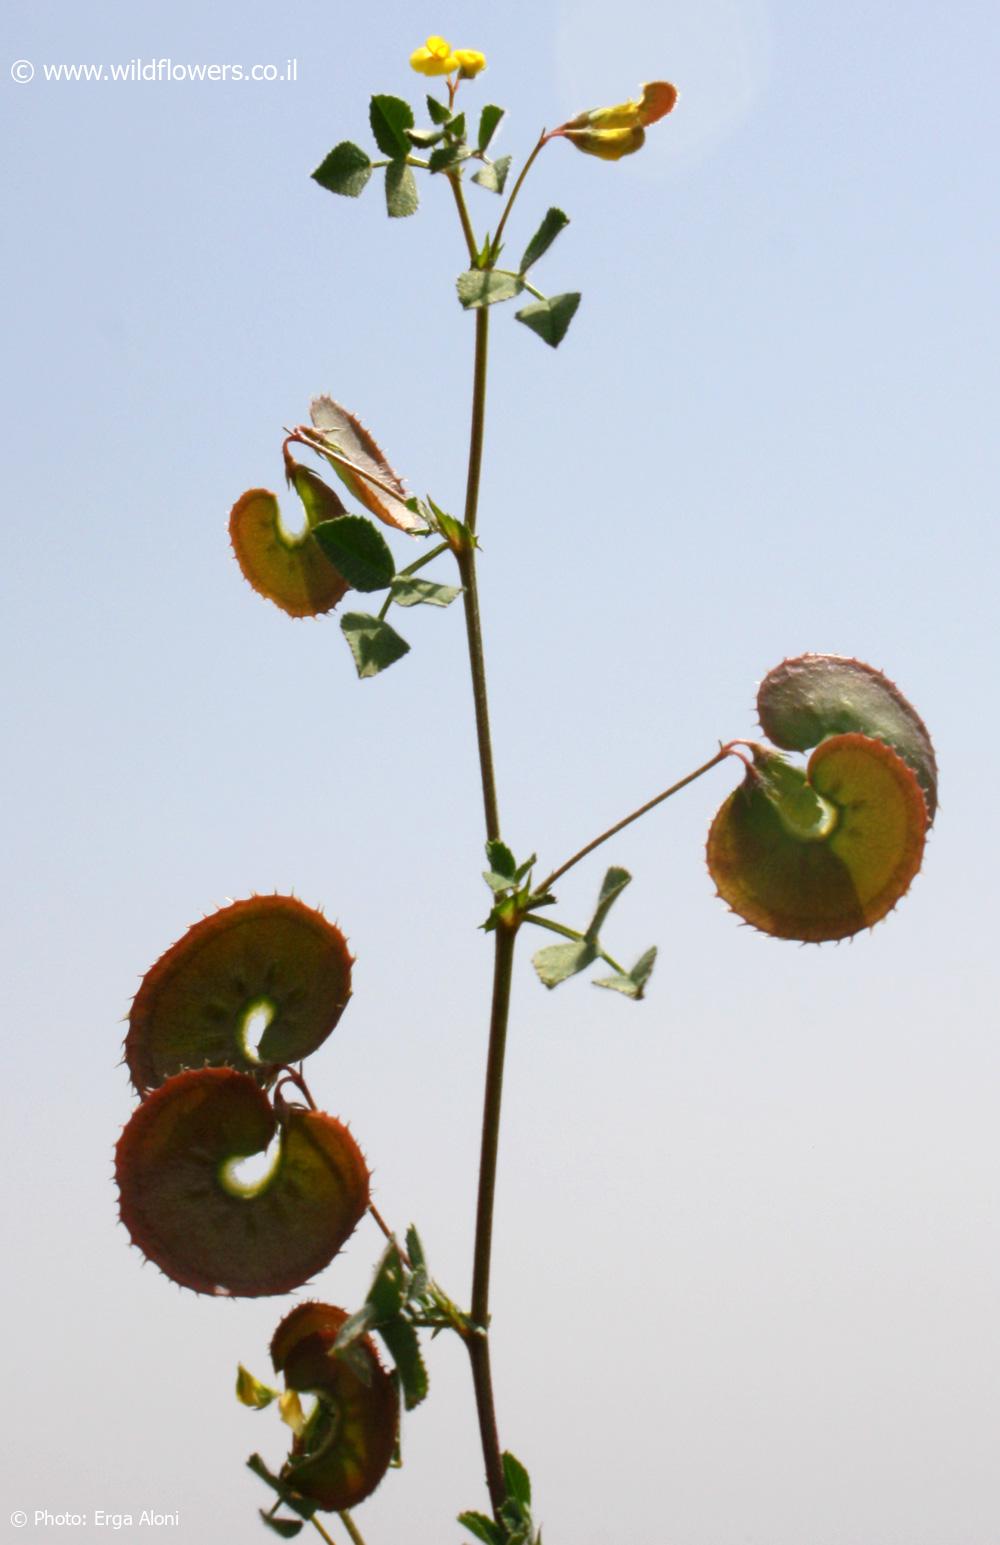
[537,747,734,895]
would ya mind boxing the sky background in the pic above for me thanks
[2,1,999,1542]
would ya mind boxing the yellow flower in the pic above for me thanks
[410,35,460,76]
[409,36,486,78]
[556,80,677,160]
[452,49,486,79]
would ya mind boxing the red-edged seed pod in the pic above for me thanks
[708,734,928,943]
[270,1302,399,1512]
[115,1068,369,1296]
[229,464,350,618]
[125,895,353,1096]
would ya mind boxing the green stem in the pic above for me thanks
[522,913,627,976]
[468,920,519,1515]
[376,541,451,620]
[449,171,480,265]
[308,1517,336,1545]
[537,747,734,896]
[456,539,500,841]
[337,1512,367,1545]
[492,132,550,254]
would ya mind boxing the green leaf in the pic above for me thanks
[514,854,537,882]
[369,94,415,159]
[429,143,472,174]
[532,938,596,989]
[427,95,452,125]
[332,1305,376,1355]
[472,155,511,194]
[519,208,569,273]
[368,1244,407,1321]
[586,867,632,942]
[502,1452,532,1508]
[340,612,410,678]
[594,946,658,1000]
[478,105,505,152]
[311,142,373,198]
[457,270,523,309]
[486,840,517,880]
[258,1512,304,1538]
[385,160,419,218]
[458,1513,505,1545]
[313,515,395,592]
[447,112,467,141]
[405,1224,426,1271]
[377,1316,429,1411]
[515,293,581,348]
[389,576,461,608]
[426,501,475,551]
[406,126,445,148]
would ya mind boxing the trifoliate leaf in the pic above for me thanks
[313,515,395,592]
[478,105,505,152]
[515,292,581,348]
[385,160,419,218]
[456,270,523,309]
[389,576,461,608]
[377,1317,429,1410]
[586,867,632,941]
[519,208,569,273]
[594,946,658,1000]
[429,143,473,174]
[369,94,414,159]
[532,938,596,988]
[312,142,373,198]
[340,612,410,678]
[472,155,511,194]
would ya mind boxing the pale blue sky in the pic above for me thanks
[2,2,998,1542]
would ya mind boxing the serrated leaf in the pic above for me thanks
[586,867,632,942]
[458,1513,505,1545]
[594,946,658,1000]
[427,95,452,125]
[389,576,461,608]
[368,1244,407,1321]
[478,105,505,151]
[514,854,537,882]
[377,1317,429,1411]
[312,142,373,198]
[502,1452,532,1508]
[515,292,581,348]
[472,155,511,194]
[456,270,523,309]
[313,515,395,592]
[519,208,569,273]
[386,160,419,218]
[532,938,596,989]
[429,143,473,174]
[309,396,422,532]
[340,612,410,678]
[236,1364,277,1409]
[370,94,414,159]
[404,1224,426,1271]
[483,870,515,893]
[259,1512,304,1538]
[486,839,517,879]
[333,1304,376,1353]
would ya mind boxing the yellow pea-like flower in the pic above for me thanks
[410,35,460,76]
[556,80,678,160]
[452,48,486,78]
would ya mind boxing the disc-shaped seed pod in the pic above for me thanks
[230,464,350,618]
[125,895,353,1096]
[708,733,928,943]
[115,1068,369,1296]
[757,654,938,820]
[270,1302,399,1512]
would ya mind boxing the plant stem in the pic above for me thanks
[523,913,627,976]
[338,1512,368,1545]
[449,172,480,265]
[537,748,734,895]
[468,920,519,1515]
[376,541,452,620]
[456,540,500,841]
[493,132,550,255]
[308,1517,336,1545]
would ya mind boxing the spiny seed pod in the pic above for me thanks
[230,462,349,618]
[708,734,928,942]
[270,1302,399,1512]
[125,895,353,1096]
[757,654,938,819]
[115,1068,369,1296]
